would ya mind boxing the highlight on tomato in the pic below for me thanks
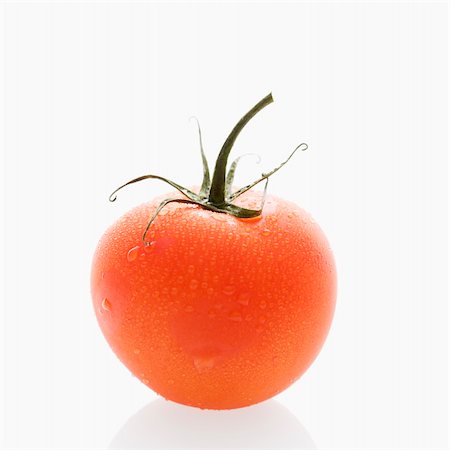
[91,93,337,410]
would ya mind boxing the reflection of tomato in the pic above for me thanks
[91,93,336,409]
[91,189,336,409]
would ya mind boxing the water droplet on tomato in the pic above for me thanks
[245,313,253,321]
[238,293,250,306]
[127,246,139,261]
[144,241,154,250]
[193,356,216,373]
[187,264,195,274]
[101,298,111,311]
[259,300,267,309]
[189,279,198,290]
[228,311,242,321]
[212,213,227,222]
[261,228,271,236]
[142,378,149,384]
[168,379,174,385]
[170,287,178,295]
[185,305,194,313]
[133,349,141,355]
[223,285,235,296]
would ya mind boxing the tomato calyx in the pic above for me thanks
[109,92,308,244]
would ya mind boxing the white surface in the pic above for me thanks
[0,2,448,449]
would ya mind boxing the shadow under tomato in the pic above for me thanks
[108,398,317,450]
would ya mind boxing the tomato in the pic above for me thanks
[91,93,336,409]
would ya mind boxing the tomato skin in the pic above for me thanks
[91,190,336,409]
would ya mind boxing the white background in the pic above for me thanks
[0,1,448,449]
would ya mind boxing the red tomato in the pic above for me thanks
[91,94,336,409]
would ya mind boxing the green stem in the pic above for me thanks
[208,93,274,205]
[109,92,306,241]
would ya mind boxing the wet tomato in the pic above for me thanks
[91,94,336,409]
